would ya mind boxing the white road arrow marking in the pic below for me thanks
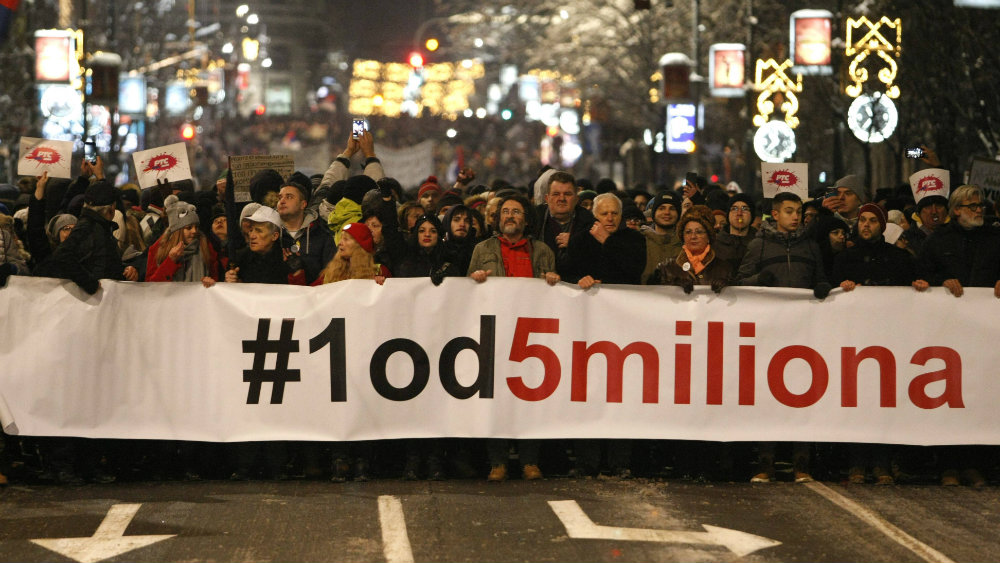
[31,503,175,563]
[548,500,781,557]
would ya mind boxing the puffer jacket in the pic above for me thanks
[33,208,124,294]
[737,220,826,289]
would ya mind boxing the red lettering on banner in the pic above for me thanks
[739,322,756,405]
[499,318,963,409]
[706,322,724,404]
[841,347,897,407]
[674,321,692,404]
[570,341,659,403]
[908,347,964,409]
[767,346,829,408]
[507,317,561,401]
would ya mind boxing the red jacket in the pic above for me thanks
[146,237,220,282]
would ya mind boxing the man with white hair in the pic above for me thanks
[914,184,1000,298]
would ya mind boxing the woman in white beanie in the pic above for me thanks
[146,201,219,286]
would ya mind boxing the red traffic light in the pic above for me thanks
[180,123,196,140]
[408,51,424,68]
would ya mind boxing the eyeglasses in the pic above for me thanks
[500,208,524,217]
[956,203,986,211]
[730,206,751,213]
[683,229,708,237]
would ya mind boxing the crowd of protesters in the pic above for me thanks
[1,132,998,488]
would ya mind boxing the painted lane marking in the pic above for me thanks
[30,503,175,563]
[378,495,415,563]
[548,500,781,557]
[805,481,956,563]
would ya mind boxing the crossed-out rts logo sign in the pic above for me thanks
[768,169,799,188]
[24,146,61,167]
[915,175,945,194]
[143,153,179,173]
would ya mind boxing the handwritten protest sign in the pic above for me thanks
[228,154,295,203]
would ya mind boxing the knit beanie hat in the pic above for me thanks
[834,174,866,201]
[417,176,441,200]
[729,193,756,221]
[648,192,681,214]
[165,201,200,234]
[46,213,77,240]
[342,222,374,254]
[858,203,887,233]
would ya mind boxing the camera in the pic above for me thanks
[84,138,97,164]
[905,147,925,159]
[352,119,368,139]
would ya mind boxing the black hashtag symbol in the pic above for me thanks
[242,318,301,404]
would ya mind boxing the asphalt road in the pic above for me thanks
[2,477,999,563]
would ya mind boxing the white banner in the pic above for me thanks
[0,276,995,445]
[376,140,434,189]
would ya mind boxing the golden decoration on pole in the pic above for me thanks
[753,59,803,129]
[844,16,902,99]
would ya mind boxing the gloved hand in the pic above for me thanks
[430,263,450,286]
[757,269,777,287]
[678,276,695,294]
[0,263,16,287]
[285,254,304,273]
[814,281,832,299]
[710,278,727,294]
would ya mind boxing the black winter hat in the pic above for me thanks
[729,193,756,221]
[84,180,119,206]
[325,180,346,205]
[249,169,283,204]
[344,175,378,204]
[648,191,681,213]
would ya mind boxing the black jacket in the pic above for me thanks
[917,222,1000,287]
[532,204,595,278]
[33,208,123,294]
[565,226,646,285]
[232,243,294,285]
[832,237,917,286]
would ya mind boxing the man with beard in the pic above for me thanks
[639,192,683,284]
[533,171,594,278]
[468,194,559,482]
[833,203,917,290]
[914,184,1000,298]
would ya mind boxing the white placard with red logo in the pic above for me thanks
[17,137,73,179]
[909,168,950,205]
[132,142,193,188]
[761,163,808,199]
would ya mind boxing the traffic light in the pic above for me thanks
[408,51,424,68]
